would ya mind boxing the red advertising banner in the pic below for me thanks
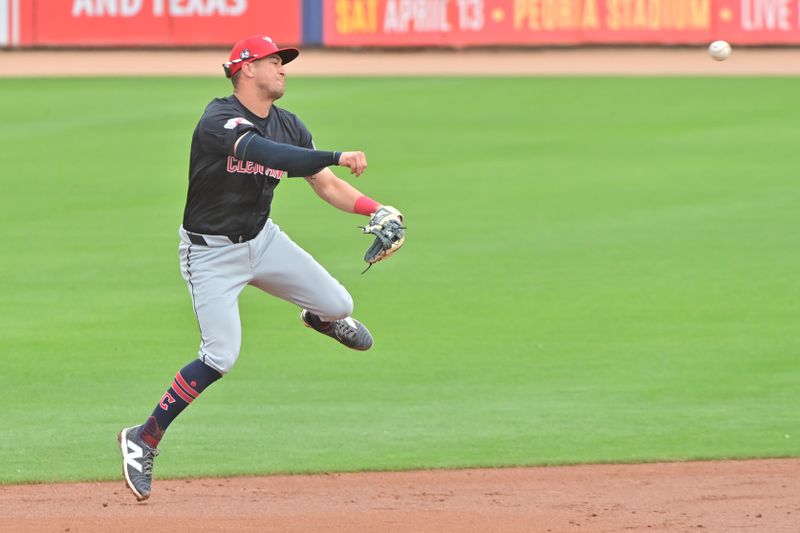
[717,0,800,43]
[6,0,800,48]
[18,0,301,46]
[324,0,800,46]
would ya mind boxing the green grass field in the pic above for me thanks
[1,76,798,484]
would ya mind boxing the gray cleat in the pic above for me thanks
[301,310,373,351]
[118,425,159,501]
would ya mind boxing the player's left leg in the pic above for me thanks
[119,233,250,501]
[249,219,373,350]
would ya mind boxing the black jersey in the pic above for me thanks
[182,95,314,240]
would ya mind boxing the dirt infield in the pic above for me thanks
[2,47,798,531]
[2,459,799,532]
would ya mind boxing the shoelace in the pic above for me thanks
[141,448,160,476]
[334,321,357,341]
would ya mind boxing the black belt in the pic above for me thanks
[186,232,252,246]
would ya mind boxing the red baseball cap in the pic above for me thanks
[223,35,300,78]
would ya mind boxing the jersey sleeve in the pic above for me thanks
[196,102,259,156]
[294,115,315,150]
[274,112,319,177]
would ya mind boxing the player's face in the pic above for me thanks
[253,55,286,100]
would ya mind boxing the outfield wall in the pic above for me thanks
[1,0,800,47]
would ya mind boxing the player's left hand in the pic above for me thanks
[361,206,405,271]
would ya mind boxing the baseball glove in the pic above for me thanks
[361,206,405,272]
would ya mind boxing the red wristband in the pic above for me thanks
[353,195,380,216]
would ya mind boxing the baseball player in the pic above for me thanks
[118,35,404,501]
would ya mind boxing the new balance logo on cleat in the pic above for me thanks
[123,440,144,473]
[118,425,159,501]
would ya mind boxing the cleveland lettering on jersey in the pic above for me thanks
[226,156,285,179]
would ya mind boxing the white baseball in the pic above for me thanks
[708,40,732,61]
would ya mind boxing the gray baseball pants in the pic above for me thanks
[178,219,353,374]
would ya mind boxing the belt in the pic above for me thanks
[186,231,252,247]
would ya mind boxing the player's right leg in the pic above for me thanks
[249,219,373,351]
[119,231,251,501]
